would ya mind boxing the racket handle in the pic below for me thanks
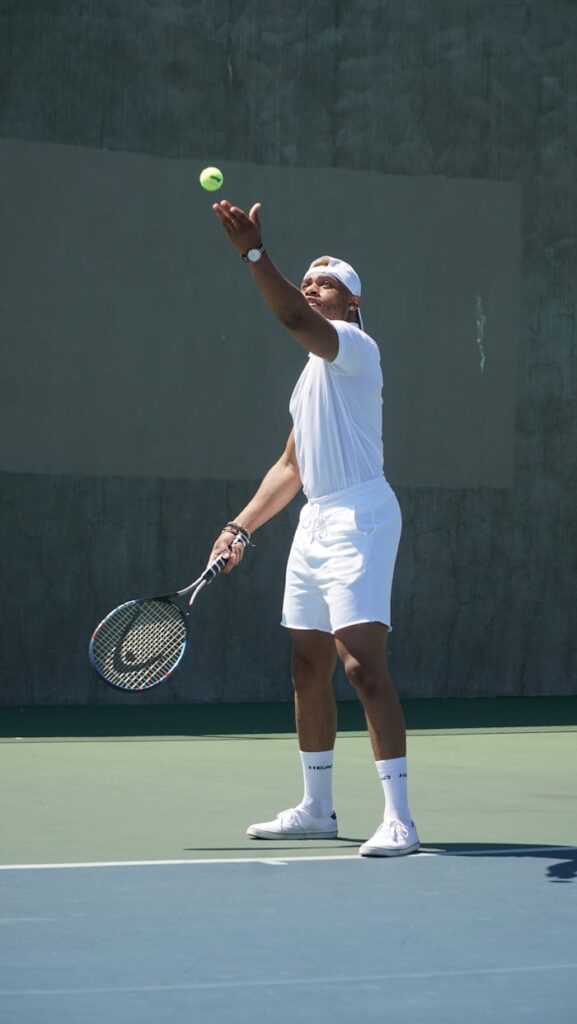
[202,534,248,582]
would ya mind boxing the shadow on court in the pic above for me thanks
[183,837,366,851]
[546,854,577,883]
[181,842,577,883]
[421,843,577,882]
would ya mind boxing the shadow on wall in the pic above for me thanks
[1,697,576,738]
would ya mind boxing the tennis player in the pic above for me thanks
[208,199,419,857]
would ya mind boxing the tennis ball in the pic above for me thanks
[199,166,223,191]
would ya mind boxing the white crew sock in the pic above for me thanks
[298,749,335,818]
[375,756,412,826]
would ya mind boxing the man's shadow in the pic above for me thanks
[183,843,577,879]
[421,843,577,882]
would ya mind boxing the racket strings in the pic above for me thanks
[91,600,187,690]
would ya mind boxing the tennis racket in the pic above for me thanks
[88,535,248,692]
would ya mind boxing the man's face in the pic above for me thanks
[300,272,358,322]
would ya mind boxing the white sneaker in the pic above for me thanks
[247,806,338,840]
[359,819,420,857]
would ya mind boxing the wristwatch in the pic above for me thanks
[241,245,266,264]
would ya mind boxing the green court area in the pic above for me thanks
[1,699,576,866]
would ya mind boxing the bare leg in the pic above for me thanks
[334,622,406,760]
[290,629,338,751]
[245,629,339,839]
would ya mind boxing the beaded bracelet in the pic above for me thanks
[221,521,254,546]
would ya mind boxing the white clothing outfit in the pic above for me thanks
[281,321,402,634]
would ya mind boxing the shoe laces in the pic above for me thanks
[380,819,410,841]
[281,807,301,826]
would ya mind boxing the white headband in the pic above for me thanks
[303,256,364,329]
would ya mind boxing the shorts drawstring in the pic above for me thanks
[300,502,327,540]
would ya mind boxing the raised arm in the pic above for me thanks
[208,429,302,573]
[212,200,338,361]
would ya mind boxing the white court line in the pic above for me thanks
[1,963,576,998]
[0,855,361,870]
[0,846,574,871]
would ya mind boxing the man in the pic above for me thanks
[208,198,419,857]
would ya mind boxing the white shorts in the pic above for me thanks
[281,476,402,635]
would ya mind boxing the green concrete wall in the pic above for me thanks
[1,1,575,703]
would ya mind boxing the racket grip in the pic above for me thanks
[203,534,248,582]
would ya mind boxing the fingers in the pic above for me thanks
[212,200,258,226]
[208,538,245,576]
[211,199,262,254]
[223,203,251,230]
[229,208,249,228]
[211,201,248,244]
[222,542,245,574]
[249,202,262,224]
[212,201,235,232]
[212,199,245,220]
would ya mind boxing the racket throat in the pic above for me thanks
[187,579,208,609]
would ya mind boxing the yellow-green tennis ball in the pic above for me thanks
[199,166,223,191]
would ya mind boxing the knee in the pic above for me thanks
[343,657,382,698]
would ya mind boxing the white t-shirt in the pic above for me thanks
[289,320,384,500]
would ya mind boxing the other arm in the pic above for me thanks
[209,429,302,573]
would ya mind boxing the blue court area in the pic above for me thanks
[1,851,577,1023]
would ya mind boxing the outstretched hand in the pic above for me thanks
[212,200,263,255]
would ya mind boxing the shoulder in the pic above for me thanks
[330,321,381,374]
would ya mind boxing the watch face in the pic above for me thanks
[248,248,262,262]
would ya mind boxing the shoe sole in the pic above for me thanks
[247,828,339,840]
[359,841,420,858]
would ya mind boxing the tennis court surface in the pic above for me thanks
[1,699,576,1023]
